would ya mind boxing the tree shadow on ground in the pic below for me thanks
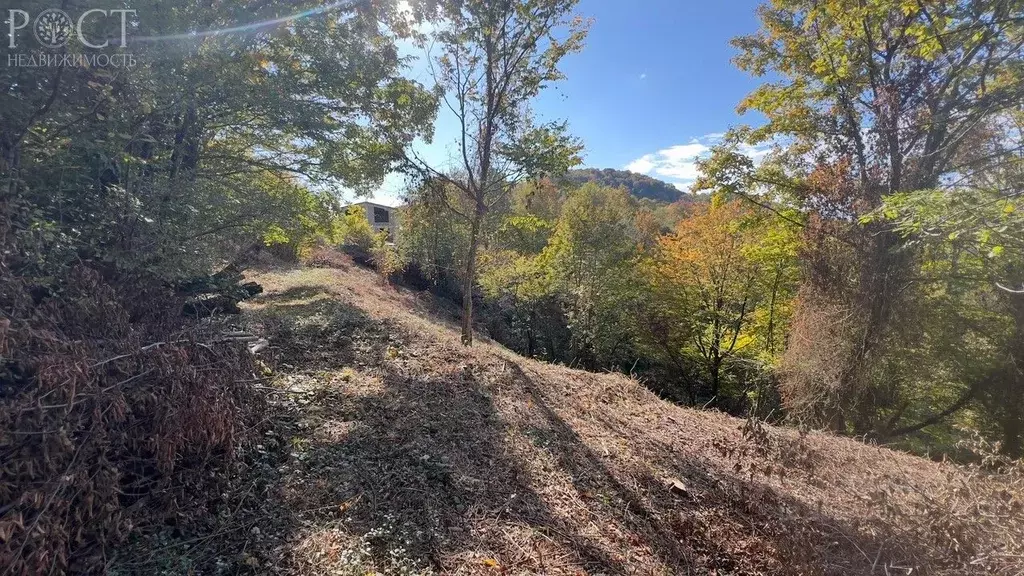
[267,293,927,574]
[253,284,333,304]
[501,361,920,574]
[127,290,930,575]
[251,297,629,574]
[248,291,395,372]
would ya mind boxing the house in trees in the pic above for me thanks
[347,201,400,241]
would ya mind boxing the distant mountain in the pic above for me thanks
[562,168,683,203]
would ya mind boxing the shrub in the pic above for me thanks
[339,206,375,251]
[370,231,407,283]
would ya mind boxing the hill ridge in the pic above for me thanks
[563,168,685,203]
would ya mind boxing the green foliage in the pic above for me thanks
[405,0,589,345]
[2,0,435,282]
[644,198,800,405]
[338,206,377,251]
[476,183,645,366]
[410,175,798,405]
[869,188,1024,284]
[540,184,646,366]
[698,0,1024,454]
[371,230,407,283]
[497,215,555,254]
[732,0,1024,191]
[398,185,472,285]
[0,4,440,566]
[867,182,1024,456]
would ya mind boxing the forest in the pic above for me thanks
[1,0,1023,573]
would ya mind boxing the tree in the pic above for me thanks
[338,206,376,251]
[0,2,438,570]
[647,197,799,406]
[561,168,684,203]
[703,0,1024,433]
[2,0,435,281]
[371,229,407,284]
[541,183,645,367]
[870,148,1024,455]
[405,0,588,345]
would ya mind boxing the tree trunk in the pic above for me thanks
[461,209,483,346]
[709,355,721,401]
[709,299,723,402]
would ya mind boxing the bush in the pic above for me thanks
[339,206,375,251]
[0,266,263,575]
[370,231,407,283]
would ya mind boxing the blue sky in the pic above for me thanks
[366,0,768,205]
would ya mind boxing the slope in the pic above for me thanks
[563,168,685,203]
[113,256,1024,576]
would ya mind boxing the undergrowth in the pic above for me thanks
[0,266,263,574]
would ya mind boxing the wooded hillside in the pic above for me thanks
[563,168,685,203]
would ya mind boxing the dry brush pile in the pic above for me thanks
[0,265,264,574]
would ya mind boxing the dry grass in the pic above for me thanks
[0,266,263,576]
[113,259,1024,575]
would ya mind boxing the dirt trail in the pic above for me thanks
[114,263,1024,576]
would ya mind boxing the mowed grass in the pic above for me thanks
[116,256,1024,576]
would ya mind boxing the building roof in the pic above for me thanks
[346,200,403,210]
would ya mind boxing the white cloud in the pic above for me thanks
[639,72,647,80]
[623,133,770,192]
[624,155,655,174]
[738,142,771,161]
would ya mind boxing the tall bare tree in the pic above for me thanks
[407,0,587,345]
